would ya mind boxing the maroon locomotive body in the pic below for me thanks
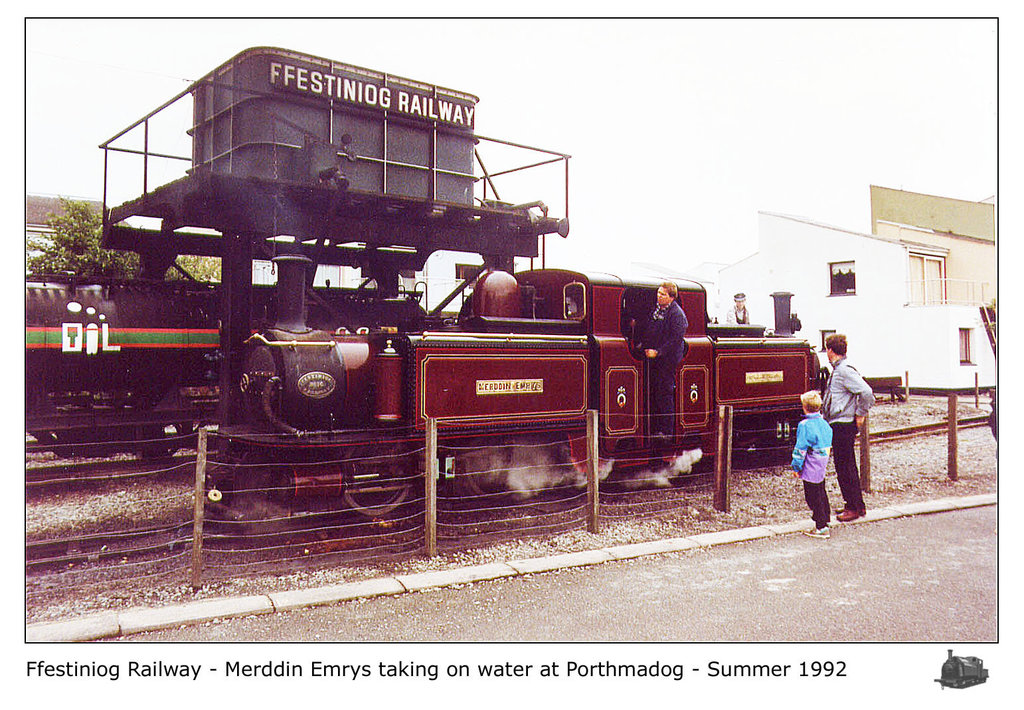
[211,257,818,514]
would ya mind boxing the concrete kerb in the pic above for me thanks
[27,493,996,642]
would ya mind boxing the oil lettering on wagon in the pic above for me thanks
[62,322,121,355]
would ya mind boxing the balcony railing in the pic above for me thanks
[906,278,991,306]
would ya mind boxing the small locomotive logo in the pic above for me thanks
[935,649,989,689]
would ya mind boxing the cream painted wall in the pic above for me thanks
[875,222,995,303]
[870,185,994,242]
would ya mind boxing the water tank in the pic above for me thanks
[190,47,479,204]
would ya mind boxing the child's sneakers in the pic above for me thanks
[802,526,830,539]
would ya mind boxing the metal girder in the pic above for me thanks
[103,172,558,263]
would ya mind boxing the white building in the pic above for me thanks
[718,191,995,392]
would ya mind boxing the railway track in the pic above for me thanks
[868,415,990,442]
[26,521,193,572]
[25,454,195,489]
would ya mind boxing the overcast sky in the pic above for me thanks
[24,16,997,276]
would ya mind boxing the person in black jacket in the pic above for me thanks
[643,282,688,438]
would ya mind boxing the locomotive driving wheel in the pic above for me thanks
[341,453,418,519]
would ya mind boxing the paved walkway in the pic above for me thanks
[27,494,996,642]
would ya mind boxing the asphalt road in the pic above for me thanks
[122,506,996,643]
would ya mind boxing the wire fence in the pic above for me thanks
[23,412,732,598]
[26,428,201,461]
[32,399,976,600]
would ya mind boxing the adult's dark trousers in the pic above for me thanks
[650,365,676,436]
[830,421,865,513]
[803,479,831,530]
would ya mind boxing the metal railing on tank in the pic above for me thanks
[98,77,570,233]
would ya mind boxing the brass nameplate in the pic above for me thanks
[746,371,784,384]
[476,379,544,395]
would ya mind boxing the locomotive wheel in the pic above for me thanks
[342,482,412,518]
[342,461,417,518]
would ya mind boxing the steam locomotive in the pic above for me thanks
[206,254,819,517]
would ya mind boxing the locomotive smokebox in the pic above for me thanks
[771,291,802,336]
[273,254,314,333]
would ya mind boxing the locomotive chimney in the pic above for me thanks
[273,254,314,333]
[771,291,801,336]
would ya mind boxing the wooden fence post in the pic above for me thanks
[714,405,733,512]
[190,427,208,591]
[586,409,600,534]
[947,394,959,481]
[425,417,438,557]
[975,373,980,408]
[858,414,871,492]
[904,371,910,403]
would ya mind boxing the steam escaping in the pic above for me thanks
[619,448,703,489]
[505,444,586,498]
[461,445,703,498]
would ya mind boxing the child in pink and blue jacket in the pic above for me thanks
[792,390,833,538]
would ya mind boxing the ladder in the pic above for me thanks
[980,306,997,354]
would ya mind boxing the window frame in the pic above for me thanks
[820,329,836,352]
[828,260,856,296]
[959,328,973,365]
[908,252,947,305]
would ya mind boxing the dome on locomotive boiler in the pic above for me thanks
[472,270,521,317]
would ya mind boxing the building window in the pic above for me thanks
[820,330,836,352]
[829,261,856,295]
[908,253,946,305]
[959,328,973,365]
[455,263,481,281]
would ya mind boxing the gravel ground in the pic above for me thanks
[25,396,997,625]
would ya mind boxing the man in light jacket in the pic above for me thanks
[822,334,874,522]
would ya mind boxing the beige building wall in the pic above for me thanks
[874,222,996,303]
[870,184,995,241]
[871,185,996,305]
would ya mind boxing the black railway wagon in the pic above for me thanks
[26,276,220,454]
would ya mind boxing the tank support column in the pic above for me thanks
[217,232,253,428]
